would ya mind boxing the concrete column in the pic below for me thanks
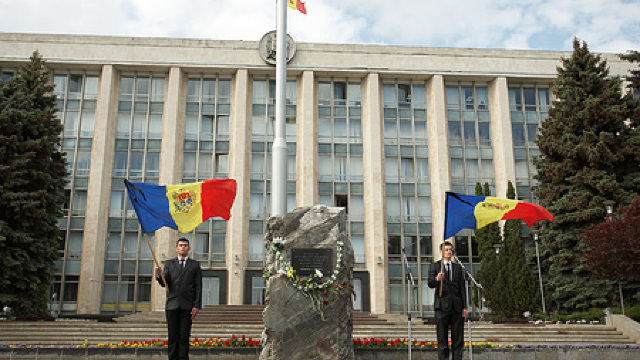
[362,73,388,314]
[77,65,118,314]
[427,75,450,258]
[152,67,185,311]
[227,69,251,305]
[488,77,514,198]
[296,71,317,206]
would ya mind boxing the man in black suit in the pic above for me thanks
[155,237,202,360]
[428,241,468,360]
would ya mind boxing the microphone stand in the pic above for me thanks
[453,252,482,360]
[401,248,416,360]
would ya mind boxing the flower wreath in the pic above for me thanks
[264,240,355,319]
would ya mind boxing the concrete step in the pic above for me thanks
[117,306,391,326]
[1,305,635,347]
[0,320,634,346]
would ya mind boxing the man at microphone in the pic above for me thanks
[428,241,468,360]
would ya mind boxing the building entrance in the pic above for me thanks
[202,276,220,306]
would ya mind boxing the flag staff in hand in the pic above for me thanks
[145,233,169,292]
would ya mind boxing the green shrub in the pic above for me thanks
[547,308,605,323]
[612,304,640,323]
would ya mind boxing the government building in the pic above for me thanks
[0,33,633,317]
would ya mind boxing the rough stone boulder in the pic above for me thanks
[260,205,354,360]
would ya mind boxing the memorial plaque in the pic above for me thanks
[291,248,333,276]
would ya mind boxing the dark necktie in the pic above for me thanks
[447,263,452,281]
[180,259,185,268]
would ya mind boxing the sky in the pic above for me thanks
[1,0,638,53]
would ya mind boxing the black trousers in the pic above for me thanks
[435,309,464,360]
[166,309,192,360]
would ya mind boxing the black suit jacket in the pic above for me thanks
[427,260,466,313]
[156,257,203,311]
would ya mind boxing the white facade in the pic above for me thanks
[0,33,633,316]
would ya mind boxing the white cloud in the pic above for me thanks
[0,0,637,52]
[535,0,640,52]
[287,2,367,44]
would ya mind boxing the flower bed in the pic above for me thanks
[1,337,639,350]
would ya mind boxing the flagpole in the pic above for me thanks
[439,242,444,296]
[145,233,169,293]
[271,0,288,216]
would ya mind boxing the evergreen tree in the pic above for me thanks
[0,52,67,316]
[503,181,540,317]
[618,50,640,195]
[620,51,640,92]
[533,39,637,312]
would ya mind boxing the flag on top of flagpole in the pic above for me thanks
[288,0,307,14]
[443,191,553,239]
[124,179,237,233]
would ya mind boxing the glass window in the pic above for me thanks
[447,83,493,201]
[106,73,166,313]
[509,85,550,201]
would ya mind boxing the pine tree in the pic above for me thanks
[618,51,640,196]
[0,52,67,316]
[503,181,540,317]
[619,50,640,102]
[533,39,637,312]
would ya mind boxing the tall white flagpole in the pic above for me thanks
[271,0,288,216]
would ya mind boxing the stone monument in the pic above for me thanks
[260,205,354,360]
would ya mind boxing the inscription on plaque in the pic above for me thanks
[291,248,333,276]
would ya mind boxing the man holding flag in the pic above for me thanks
[155,237,202,360]
[428,241,467,360]
[434,191,552,359]
[125,178,236,360]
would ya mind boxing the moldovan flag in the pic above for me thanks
[444,192,553,239]
[124,179,237,233]
[288,0,307,14]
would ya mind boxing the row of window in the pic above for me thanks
[41,68,549,315]
[51,73,99,314]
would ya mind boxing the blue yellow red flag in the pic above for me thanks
[124,179,237,233]
[288,0,307,14]
[443,192,553,239]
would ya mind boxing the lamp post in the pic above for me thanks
[603,200,615,219]
[532,229,546,318]
[492,242,502,256]
[603,199,624,316]
[491,241,503,321]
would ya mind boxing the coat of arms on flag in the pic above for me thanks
[171,188,196,214]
